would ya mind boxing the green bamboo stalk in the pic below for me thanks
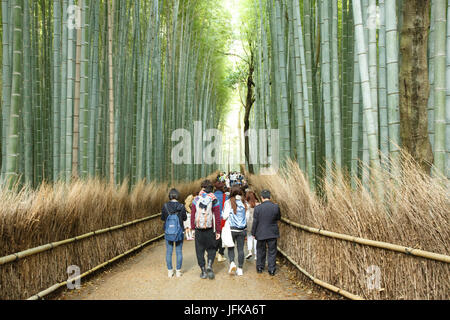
[292,0,314,188]
[65,0,75,183]
[331,0,342,169]
[321,0,332,181]
[88,0,99,177]
[368,0,379,144]
[378,0,389,163]
[108,0,115,183]
[352,0,382,185]
[22,0,33,185]
[79,0,89,177]
[385,0,400,169]
[52,0,61,181]
[428,0,436,152]
[446,0,450,179]
[351,49,361,187]
[275,0,290,164]
[432,0,446,176]
[60,0,69,181]
[72,1,82,178]
[287,0,305,172]
[5,0,23,188]
[1,0,11,179]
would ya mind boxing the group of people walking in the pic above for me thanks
[160,174,281,279]
[217,171,247,189]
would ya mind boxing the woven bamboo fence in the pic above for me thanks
[249,160,450,300]
[0,174,215,300]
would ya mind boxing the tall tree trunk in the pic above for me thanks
[244,47,255,174]
[399,0,433,173]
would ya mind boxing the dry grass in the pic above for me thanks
[249,155,449,300]
[0,173,217,300]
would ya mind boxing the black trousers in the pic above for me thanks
[256,238,277,272]
[195,229,217,268]
[216,237,225,255]
[227,231,246,268]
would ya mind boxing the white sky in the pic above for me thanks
[220,0,245,171]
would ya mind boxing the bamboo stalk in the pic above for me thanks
[27,234,164,300]
[277,247,364,300]
[280,217,450,264]
[0,213,162,265]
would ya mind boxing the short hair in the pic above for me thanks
[214,181,225,192]
[260,189,271,199]
[169,188,180,200]
[201,179,213,194]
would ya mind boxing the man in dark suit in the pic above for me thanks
[251,189,281,276]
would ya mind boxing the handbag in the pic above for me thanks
[221,219,234,248]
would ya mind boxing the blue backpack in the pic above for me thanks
[164,204,184,242]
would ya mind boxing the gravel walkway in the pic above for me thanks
[57,239,321,300]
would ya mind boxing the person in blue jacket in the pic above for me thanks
[161,188,187,278]
[222,185,248,276]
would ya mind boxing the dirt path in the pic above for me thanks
[56,239,322,300]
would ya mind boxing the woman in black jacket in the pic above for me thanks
[161,188,187,278]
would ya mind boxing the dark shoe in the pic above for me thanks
[257,268,263,274]
[206,260,215,280]
[200,267,207,279]
[268,270,276,276]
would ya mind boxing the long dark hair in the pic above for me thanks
[230,185,247,214]
[245,190,259,208]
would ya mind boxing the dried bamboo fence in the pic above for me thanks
[27,233,165,300]
[0,174,216,300]
[0,212,164,300]
[249,159,450,300]
[280,217,450,264]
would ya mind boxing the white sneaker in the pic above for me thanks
[176,270,182,277]
[245,252,253,260]
[236,268,243,276]
[168,269,174,278]
[228,261,237,274]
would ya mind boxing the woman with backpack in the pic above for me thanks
[222,185,248,276]
[191,180,222,280]
[161,188,187,278]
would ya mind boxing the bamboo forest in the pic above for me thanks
[0,0,449,302]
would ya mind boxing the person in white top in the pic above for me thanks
[222,186,248,276]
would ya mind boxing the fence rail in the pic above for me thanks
[280,217,450,264]
[27,234,165,300]
[277,247,364,300]
[0,213,162,266]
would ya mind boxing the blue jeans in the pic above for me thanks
[165,239,183,270]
